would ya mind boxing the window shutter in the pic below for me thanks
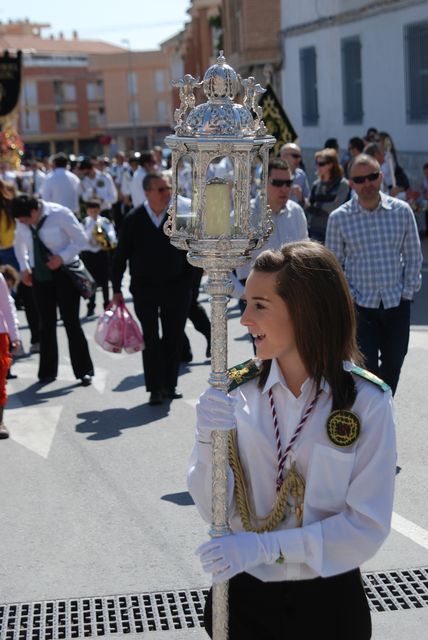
[405,21,428,122]
[341,37,363,124]
[299,46,319,126]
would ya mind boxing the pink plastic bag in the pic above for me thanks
[122,304,144,353]
[94,303,125,353]
[95,302,144,354]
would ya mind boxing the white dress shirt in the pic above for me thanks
[13,201,88,271]
[130,167,148,207]
[80,170,118,211]
[235,198,308,284]
[82,215,117,253]
[40,168,81,213]
[188,359,396,581]
[0,274,19,342]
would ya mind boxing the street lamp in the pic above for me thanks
[164,52,275,640]
[121,38,138,152]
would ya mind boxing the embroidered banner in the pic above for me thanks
[0,50,22,120]
[259,84,297,157]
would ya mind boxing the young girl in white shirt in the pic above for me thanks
[188,240,396,639]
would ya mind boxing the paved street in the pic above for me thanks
[1,243,427,640]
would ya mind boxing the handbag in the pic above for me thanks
[61,259,97,299]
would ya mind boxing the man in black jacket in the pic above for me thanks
[112,173,191,405]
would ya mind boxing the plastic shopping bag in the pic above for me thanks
[94,303,125,353]
[122,304,144,353]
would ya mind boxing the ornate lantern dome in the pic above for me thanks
[177,52,264,138]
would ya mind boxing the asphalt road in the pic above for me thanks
[0,252,427,640]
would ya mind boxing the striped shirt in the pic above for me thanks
[326,192,422,309]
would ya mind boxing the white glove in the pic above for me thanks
[196,531,282,583]
[196,388,237,440]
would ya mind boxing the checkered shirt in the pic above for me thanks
[326,192,422,309]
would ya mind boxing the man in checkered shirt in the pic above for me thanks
[326,153,422,395]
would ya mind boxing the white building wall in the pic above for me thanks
[281,1,428,157]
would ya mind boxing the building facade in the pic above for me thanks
[222,0,282,91]
[0,20,175,158]
[280,0,428,183]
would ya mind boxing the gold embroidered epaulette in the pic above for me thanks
[350,365,390,392]
[227,359,260,392]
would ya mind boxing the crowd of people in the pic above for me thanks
[0,128,425,638]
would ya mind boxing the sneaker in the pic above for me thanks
[0,423,9,439]
[29,343,40,354]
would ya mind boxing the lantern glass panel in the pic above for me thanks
[176,154,196,230]
[205,156,234,236]
[248,154,265,233]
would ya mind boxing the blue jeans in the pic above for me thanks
[356,299,411,395]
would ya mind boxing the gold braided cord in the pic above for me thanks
[228,431,305,533]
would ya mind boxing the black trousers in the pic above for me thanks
[131,280,191,392]
[183,267,211,356]
[204,569,371,639]
[81,250,110,310]
[33,270,94,380]
[356,299,410,395]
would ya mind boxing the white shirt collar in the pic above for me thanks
[261,358,333,396]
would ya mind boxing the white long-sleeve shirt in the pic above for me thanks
[13,201,88,271]
[40,168,81,213]
[80,170,117,211]
[188,359,396,581]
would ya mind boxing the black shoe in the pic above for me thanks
[38,376,56,385]
[80,374,92,386]
[149,390,163,405]
[205,343,211,359]
[86,308,96,318]
[181,351,193,363]
[6,370,17,380]
[162,388,183,400]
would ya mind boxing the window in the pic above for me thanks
[23,80,37,106]
[21,109,40,133]
[155,70,165,92]
[299,47,319,126]
[56,110,78,130]
[405,20,428,122]
[127,72,137,96]
[128,100,139,122]
[89,107,106,128]
[156,100,168,121]
[341,37,363,124]
[86,80,104,101]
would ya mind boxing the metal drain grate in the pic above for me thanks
[1,568,427,639]
[0,588,208,640]
[363,567,428,612]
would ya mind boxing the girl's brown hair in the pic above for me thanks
[254,240,363,410]
[315,147,344,183]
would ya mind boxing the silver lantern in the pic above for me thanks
[165,52,275,640]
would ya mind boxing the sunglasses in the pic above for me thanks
[351,171,380,184]
[288,153,301,159]
[269,178,293,188]
[316,160,332,167]
[149,186,172,193]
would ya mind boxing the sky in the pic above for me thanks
[1,0,191,50]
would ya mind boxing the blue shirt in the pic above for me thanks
[325,192,422,309]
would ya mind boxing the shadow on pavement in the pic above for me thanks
[112,374,145,392]
[7,382,77,407]
[76,402,171,440]
[161,491,195,506]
